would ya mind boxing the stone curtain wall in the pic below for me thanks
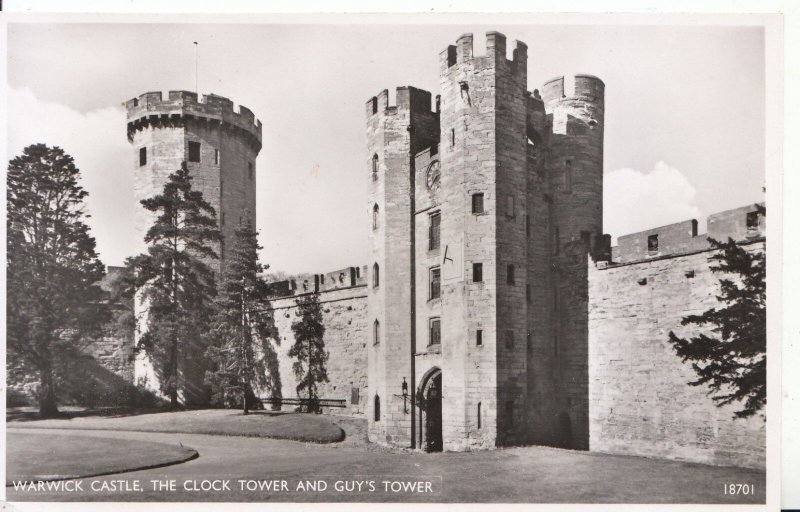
[588,240,766,469]
[269,285,369,416]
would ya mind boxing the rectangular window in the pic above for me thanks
[564,159,573,192]
[473,262,483,283]
[507,264,515,285]
[248,162,254,180]
[139,147,147,166]
[506,196,515,218]
[429,317,441,346]
[214,149,219,165]
[429,267,441,300]
[746,211,759,230]
[554,226,560,255]
[429,212,441,251]
[188,141,201,162]
[476,329,483,346]
[472,193,484,214]
[648,234,659,252]
[351,387,360,405]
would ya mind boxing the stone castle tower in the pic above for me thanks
[366,31,605,450]
[126,91,262,404]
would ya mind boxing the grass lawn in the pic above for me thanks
[8,409,345,443]
[6,432,197,484]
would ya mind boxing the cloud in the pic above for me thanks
[8,87,133,266]
[604,161,702,241]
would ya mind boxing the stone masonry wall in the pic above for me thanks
[588,240,766,469]
[268,284,369,417]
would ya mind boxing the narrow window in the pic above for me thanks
[747,211,759,230]
[429,267,441,300]
[429,212,441,251]
[477,402,482,429]
[214,148,219,165]
[429,317,441,346]
[554,226,560,255]
[648,234,659,253]
[506,196,515,218]
[473,262,483,283]
[564,159,573,192]
[139,147,147,166]
[450,128,455,147]
[506,331,514,348]
[372,154,379,181]
[507,264,515,285]
[372,262,380,288]
[248,162,254,180]
[476,329,483,346]
[372,204,379,231]
[373,319,380,346]
[371,97,378,114]
[374,395,380,422]
[472,193,484,214]
[188,141,201,163]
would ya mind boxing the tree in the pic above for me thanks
[6,144,107,417]
[204,217,280,414]
[126,162,219,407]
[289,293,329,412]
[668,217,766,419]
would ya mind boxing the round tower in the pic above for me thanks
[125,90,262,404]
[541,74,605,251]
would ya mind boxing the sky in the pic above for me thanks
[6,21,765,274]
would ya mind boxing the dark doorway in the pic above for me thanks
[423,371,443,452]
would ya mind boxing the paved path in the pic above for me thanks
[6,427,765,503]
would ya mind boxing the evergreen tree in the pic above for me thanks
[6,144,107,417]
[289,293,329,412]
[204,216,280,414]
[668,216,766,419]
[126,162,219,407]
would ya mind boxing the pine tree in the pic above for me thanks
[6,144,108,417]
[668,217,766,419]
[289,293,329,412]
[126,162,219,407]
[204,216,280,414]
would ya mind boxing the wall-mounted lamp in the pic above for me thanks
[393,377,410,414]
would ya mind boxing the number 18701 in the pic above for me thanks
[724,483,755,495]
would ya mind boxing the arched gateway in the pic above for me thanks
[417,368,442,452]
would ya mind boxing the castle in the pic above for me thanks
[6,30,765,470]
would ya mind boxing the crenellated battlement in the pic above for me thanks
[126,91,262,150]
[264,265,368,299]
[365,86,436,119]
[610,203,765,264]
[439,31,527,74]
[541,75,605,105]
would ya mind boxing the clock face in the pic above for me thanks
[426,160,441,190]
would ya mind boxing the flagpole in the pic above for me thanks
[194,41,199,94]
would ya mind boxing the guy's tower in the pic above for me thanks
[126,91,262,404]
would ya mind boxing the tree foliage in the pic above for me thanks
[204,216,281,414]
[289,293,329,412]
[668,217,766,419]
[6,144,108,417]
[124,162,219,406]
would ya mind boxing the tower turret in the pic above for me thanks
[126,91,263,404]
